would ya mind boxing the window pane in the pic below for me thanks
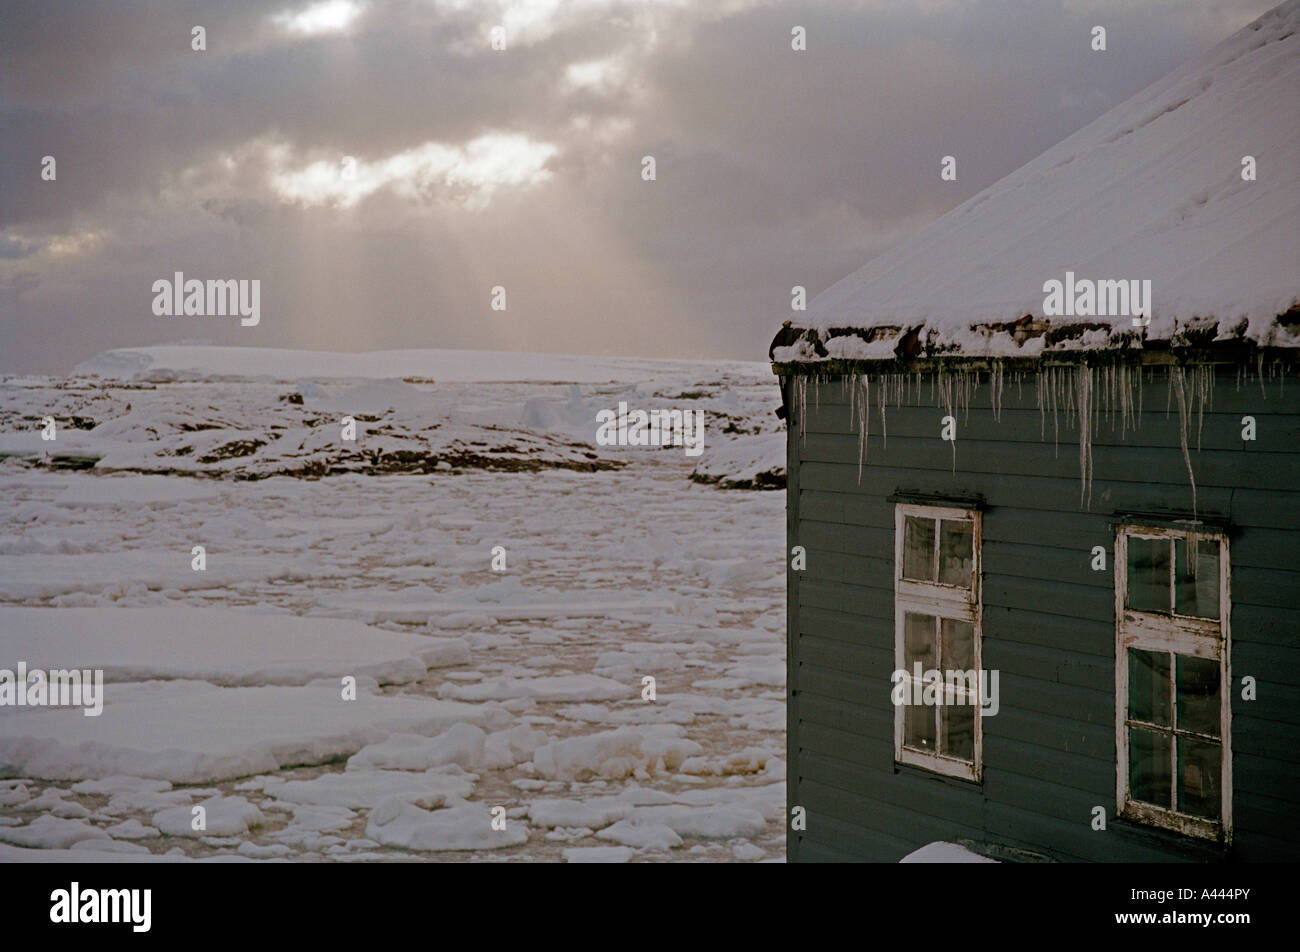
[1129,727,1172,807]
[1177,737,1221,820]
[904,703,936,752]
[903,516,935,581]
[939,519,974,587]
[940,704,975,761]
[1176,655,1220,737]
[941,618,974,673]
[1128,649,1171,727]
[904,613,936,670]
[1174,538,1220,619]
[1127,537,1170,613]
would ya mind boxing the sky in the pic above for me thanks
[0,0,1282,373]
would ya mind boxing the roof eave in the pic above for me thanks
[771,339,1300,377]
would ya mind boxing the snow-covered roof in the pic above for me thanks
[775,2,1300,365]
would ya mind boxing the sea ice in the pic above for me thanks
[0,682,509,783]
[532,727,704,780]
[347,723,487,771]
[154,796,265,838]
[271,768,476,809]
[365,799,528,851]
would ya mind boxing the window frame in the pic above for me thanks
[893,502,983,782]
[1114,525,1232,842]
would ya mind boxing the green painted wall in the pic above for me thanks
[783,364,1300,863]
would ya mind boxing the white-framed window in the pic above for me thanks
[1115,525,1231,842]
[893,502,983,782]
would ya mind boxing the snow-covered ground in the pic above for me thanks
[0,346,787,862]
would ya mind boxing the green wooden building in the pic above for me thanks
[773,5,1300,863]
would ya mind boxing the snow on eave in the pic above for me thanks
[781,2,1300,363]
[771,304,1300,369]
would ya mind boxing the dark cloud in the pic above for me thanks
[0,0,1280,372]
[0,236,36,260]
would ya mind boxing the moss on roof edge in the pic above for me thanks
[771,343,1300,377]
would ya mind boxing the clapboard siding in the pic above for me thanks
[800,435,1300,492]
[796,375,1298,430]
[785,366,1300,863]
[982,735,1113,792]
[801,405,1300,454]
[981,606,1114,659]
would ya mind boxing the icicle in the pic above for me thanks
[795,375,808,447]
[1171,366,1199,522]
[1123,365,1136,437]
[1195,364,1212,452]
[847,373,872,483]
[1037,369,1047,439]
[846,372,857,436]
[1077,365,1094,507]
[1045,366,1055,455]
[1107,361,1118,426]
[991,362,1004,422]
[935,366,957,472]
[1118,365,1128,437]
[878,374,887,447]
[1093,364,1101,459]
[859,375,870,481]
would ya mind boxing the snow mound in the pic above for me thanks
[690,433,786,490]
[0,680,510,783]
[271,768,476,809]
[365,799,528,851]
[900,842,998,863]
[104,819,161,841]
[86,402,619,478]
[70,776,171,796]
[154,796,265,838]
[526,799,631,830]
[0,551,315,601]
[531,727,704,780]
[0,606,463,686]
[596,817,682,850]
[0,815,109,850]
[347,723,487,771]
[483,725,551,769]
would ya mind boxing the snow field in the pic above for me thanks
[0,359,787,861]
